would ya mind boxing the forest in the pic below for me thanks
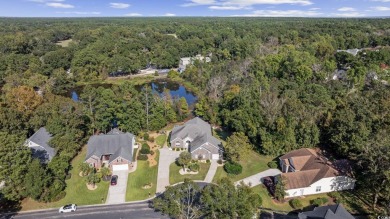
[0,17,389,214]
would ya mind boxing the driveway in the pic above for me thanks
[156,148,181,194]
[204,160,218,183]
[234,169,281,187]
[106,170,128,204]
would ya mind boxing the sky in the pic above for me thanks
[0,0,389,17]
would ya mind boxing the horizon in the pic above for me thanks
[0,0,389,18]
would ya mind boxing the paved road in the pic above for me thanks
[204,160,218,183]
[106,170,128,204]
[234,169,281,187]
[156,148,181,194]
[6,202,167,219]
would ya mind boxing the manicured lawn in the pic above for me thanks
[126,151,159,201]
[252,185,333,212]
[155,134,167,147]
[212,152,273,183]
[169,162,211,185]
[21,146,110,211]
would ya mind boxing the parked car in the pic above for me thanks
[111,175,118,185]
[59,204,77,213]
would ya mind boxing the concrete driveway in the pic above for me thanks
[156,148,181,194]
[234,169,281,187]
[106,170,128,204]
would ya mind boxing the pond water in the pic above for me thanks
[68,80,197,106]
[138,80,197,106]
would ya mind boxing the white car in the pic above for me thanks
[59,204,77,213]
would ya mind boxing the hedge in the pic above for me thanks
[289,199,303,209]
[224,161,242,175]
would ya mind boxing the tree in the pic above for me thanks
[274,175,287,201]
[177,97,189,119]
[79,162,92,176]
[224,132,252,162]
[23,159,48,200]
[100,167,111,181]
[153,179,202,219]
[86,173,100,188]
[5,86,43,116]
[177,151,192,170]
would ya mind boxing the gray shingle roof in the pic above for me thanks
[28,127,56,162]
[171,117,221,152]
[298,204,354,219]
[86,129,134,163]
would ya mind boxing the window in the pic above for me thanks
[316,186,321,192]
[176,141,180,146]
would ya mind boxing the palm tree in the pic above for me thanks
[100,167,111,181]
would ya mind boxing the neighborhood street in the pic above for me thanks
[6,202,167,219]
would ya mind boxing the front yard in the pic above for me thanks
[212,152,273,183]
[21,146,110,211]
[155,134,167,147]
[169,162,211,185]
[252,185,334,212]
[126,151,159,201]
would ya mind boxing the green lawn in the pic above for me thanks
[155,134,167,147]
[169,162,211,185]
[126,151,159,201]
[252,185,333,212]
[213,152,273,183]
[21,146,110,211]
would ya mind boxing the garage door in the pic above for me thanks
[112,164,129,171]
[212,154,220,160]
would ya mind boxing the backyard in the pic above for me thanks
[212,152,273,183]
[126,151,159,201]
[169,162,211,185]
[21,146,110,211]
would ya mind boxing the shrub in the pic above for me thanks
[140,147,150,155]
[137,154,148,160]
[328,192,341,202]
[217,159,223,165]
[310,197,328,207]
[267,161,278,169]
[206,159,210,163]
[52,191,66,202]
[142,143,149,148]
[150,150,155,155]
[289,199,303,209]
[149,136,155,142]
[224,161,242,175]
[154,71,159,76]
[143,133,149,141]
[167,70,179,78]
[189,163,200,172]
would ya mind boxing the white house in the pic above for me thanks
[278,148,355,198]
[179,54,211,73]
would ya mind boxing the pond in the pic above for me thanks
[68,80,197,106]
[138,79,197,106]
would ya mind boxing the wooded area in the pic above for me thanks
[0,17,389,214]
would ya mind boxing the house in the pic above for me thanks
[85,128,135,171]
[278,148,355,198]
[298,203,354,219]
[179,54,211,73]
[25,127,56,163]
[336,48,361,56]
[170,117,222,160]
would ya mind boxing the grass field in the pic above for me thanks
[252,185,333,212]
[169,162,211,185]
[126,151,159,201]
[155,134,167,147]
[212,152,273,183]
[55,39,73,47]
[21,146,110,211]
